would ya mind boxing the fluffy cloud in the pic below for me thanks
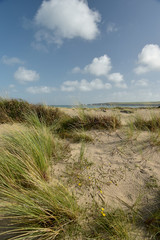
[84,55,112,76]
[134,44,160,74]
[27,86,56,94]
[61,80,79,92]
[14,67,40,84]
[108,72,127,88]
[34,0,100,44]
[108,73,123,83]
[71,55,127,88]
[1,55,24,65]
[106,22,118,33]
[61,79,112,92]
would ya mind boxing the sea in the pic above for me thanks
[52,104,160,109]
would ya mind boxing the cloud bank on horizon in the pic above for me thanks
[1,0,160,104]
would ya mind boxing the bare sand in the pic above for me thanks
[55,108,160,224]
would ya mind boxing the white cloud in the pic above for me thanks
[106,22,118,33]
[131,79,149,87]
[71,55,126,88]
[61,78,112,92]
[108,73,123,83]
[134,44,160,74]
[1,55,24,65]
[26,86,56,94]
[14,67,40,84]
[61,80,79,91]
[34,0,101,45]
[84,55,112,76]
[108,72,127,88]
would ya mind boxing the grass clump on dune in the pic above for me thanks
[0,123,68,185]
[0,180,80,240]
[132,115,160,131]
[0,98,31,123]
[0,98,121,143]
[53,111,121,142]
[0,117,80,239]
[57,113,121,131]
[0,98,64,125]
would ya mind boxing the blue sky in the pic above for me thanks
[1,0,160,105]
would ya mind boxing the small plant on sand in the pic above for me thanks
[64,141,93,187]
[85,204,135,240]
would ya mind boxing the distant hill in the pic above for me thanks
[87,101,160,107]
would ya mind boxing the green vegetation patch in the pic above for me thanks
[0,98,64,125]
[0,118,80,239]
[132,115,160,131]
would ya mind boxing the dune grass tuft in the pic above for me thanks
[0,116,80,239]
[132,115,160,131]
[0,98,64,125]
[0,180,80,240]
[56,113,121,132]
[0,126,68,186]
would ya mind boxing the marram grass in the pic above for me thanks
[0,117,80,239]
[0,122,68,187]
[131,114,160,131]
[0,180,80,240]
